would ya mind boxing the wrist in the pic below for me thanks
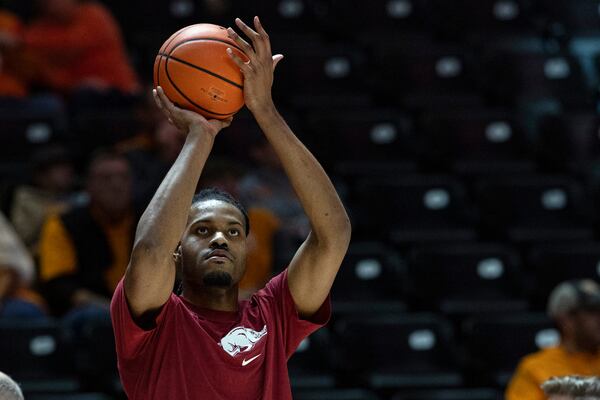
[250,100,278,120]
[187,126,216,144]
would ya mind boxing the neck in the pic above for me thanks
[562,337,599,355]
[182,283,239,312]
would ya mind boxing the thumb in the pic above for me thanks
[272,54,284,70]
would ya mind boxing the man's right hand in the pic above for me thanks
[153,86,232,138]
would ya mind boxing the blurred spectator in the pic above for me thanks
[0,211,46,319]
[238,135,308,264]
[38,150,136,316]
[541,376,600,400]
[506,280,600,400]
[199,158,281,299]
[0,371,24,400]
[23,0,140,96]
[0,9,28,98]
[123,117,186,208]
[9,145,77,253]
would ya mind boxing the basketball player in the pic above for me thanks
[110,16,351,400]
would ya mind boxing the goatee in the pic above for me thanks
[203,270,233,287]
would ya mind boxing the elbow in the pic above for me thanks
[339,215,352,246]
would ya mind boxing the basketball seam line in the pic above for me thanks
[156,27,189,86]
[164,58,235,117]
[170,37,245,54]
[159,53,243,90]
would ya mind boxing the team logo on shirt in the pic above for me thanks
[220,325,267,357]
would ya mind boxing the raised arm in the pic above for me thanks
[123,88,231,322]
[227,17,351,317]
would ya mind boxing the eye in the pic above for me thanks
[228,228,240,237]
[196,226,209,235]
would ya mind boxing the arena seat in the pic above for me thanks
[293,388,382,400]
[391,387,502,400]
[0,109,63,163]
[407,243,528,315]
[462,312,558,386]
[428,0,536,38]
[306,108,417,180]
[0,320,79,394]
[535,111,600,173]
[288,327,336,389]
[331,313,463,389]
[418,109,535,175]
[475,175,594,242]
[481,50,590,107]
[351,175,477,244]
[537,0,600,34]
[330,241,406,310]
[368,37,482,104]
[323,0,432,38]
[527,242,600,308]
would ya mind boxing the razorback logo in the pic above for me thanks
[220,325,267,357]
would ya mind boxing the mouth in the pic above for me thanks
[205,249,232,262]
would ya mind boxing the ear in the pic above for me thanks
[172,244,182,265]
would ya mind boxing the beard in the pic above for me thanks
[203,270,233,287]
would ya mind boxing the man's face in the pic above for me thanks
[86,158,133,217]
[180,200,247,289]
[571,309,600,352]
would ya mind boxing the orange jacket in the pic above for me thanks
[24,2,139,93]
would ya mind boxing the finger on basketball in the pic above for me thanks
[152,89,162,109]
[227,48,251,72]
[226,27,253,56]
[235,18,264,53]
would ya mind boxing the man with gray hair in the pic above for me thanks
[506,279,600,400]
[542,375,600,399]
[0,371,24,400]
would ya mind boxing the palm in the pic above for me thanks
[153,87,232,136]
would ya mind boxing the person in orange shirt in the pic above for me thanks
[38,150,136,317]
[23,0,139,95]
[506,279,600,400]
[541,376,600,400]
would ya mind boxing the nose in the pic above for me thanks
[209,231,228,248]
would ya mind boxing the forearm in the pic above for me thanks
[253,104,350,241]
[133,131,214,254]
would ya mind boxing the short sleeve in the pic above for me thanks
[505,358,546,400]
[110,279,173,363]
[257,269,331,358]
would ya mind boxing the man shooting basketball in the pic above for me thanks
[110,16,351,400]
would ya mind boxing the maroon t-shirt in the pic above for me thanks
[110,270,331,400]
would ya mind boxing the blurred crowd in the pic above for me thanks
[0,0,307,325]
[0,1,599,399]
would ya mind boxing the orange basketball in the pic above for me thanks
[153,24,248,120]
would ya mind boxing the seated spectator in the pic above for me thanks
[38,150,136,317]
[123,117,186,208]
[238,135,308,265]
[10,145,77,254]
[0,211,46,319]
[542,376,600,400]
[506,279,600,400]
[0,371,24,400]
[0,9,28,98]
[23,0,140,96]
